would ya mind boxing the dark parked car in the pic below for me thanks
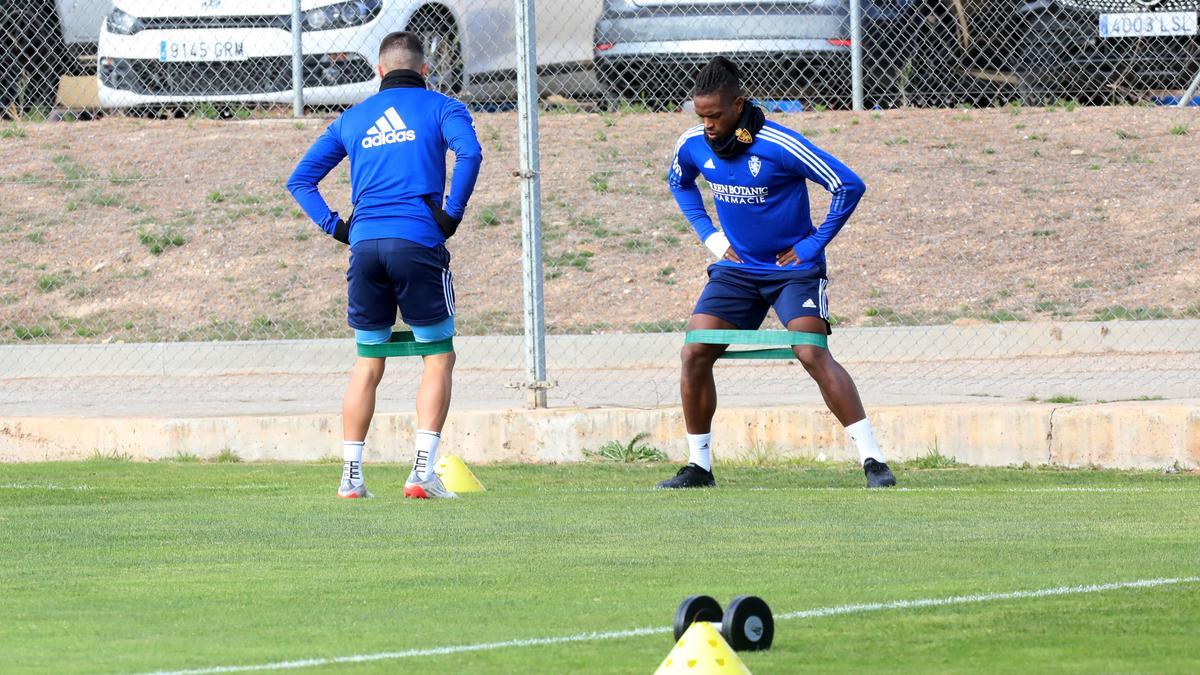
[956,0,1200,104]
[1,0,69,114]
[1,0,111,115]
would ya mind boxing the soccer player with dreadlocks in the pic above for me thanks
[659,56,896,489]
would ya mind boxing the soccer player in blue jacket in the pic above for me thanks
[287,32,482,499]
[661,56,896,489]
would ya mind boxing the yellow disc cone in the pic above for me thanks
[654,621,752,674]
[433,454,485,493]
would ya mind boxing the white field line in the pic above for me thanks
[0,483,95,491]
[775,576,1199,620]
[539,486,1194,494]
[0,483,283,491]
[3,484,1190,494]
[144,576,1200,675]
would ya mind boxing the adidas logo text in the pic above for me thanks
[362,107,416,148]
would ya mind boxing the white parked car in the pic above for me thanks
[97,0,601,109]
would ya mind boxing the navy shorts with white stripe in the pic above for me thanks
[346,238,454,331]
[693,263,832,335]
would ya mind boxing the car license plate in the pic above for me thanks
[159,40,246,62]
[1099,12,1198,38]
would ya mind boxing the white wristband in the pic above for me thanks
[704,231,731,259]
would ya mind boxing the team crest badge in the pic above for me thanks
[748,155,761,177]
[735,128,753,144]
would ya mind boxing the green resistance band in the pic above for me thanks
[356,331,454,358]
[685,329,828,360]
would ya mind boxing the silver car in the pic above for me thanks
[593,0,951,109]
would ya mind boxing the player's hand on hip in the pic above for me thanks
[723,247,743,263]
[332,217,350,245]
[776,247,800,266]
[422,195,463,239]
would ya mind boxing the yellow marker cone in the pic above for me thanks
[433,454,485,493]
[654,621,752,674]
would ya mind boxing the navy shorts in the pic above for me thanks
[693,264,831,333]
[346,238,454,330]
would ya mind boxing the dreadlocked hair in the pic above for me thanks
[692,55,743,98]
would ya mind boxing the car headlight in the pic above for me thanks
[106,6,144,35]
[304,0,382,31]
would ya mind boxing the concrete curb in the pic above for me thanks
[4,320,1198,378]
[3,401,1197,469]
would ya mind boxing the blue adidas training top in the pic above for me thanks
[287,86,482,247]
[668,117,866,273]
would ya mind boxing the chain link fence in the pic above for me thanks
[1,0,1198,418]
[3,0,1198,117]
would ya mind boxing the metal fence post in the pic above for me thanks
[291,0,304,118]
[515,0,549,408]
[849,0,864,111]
[1179,67,1200,108]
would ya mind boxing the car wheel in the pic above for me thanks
[905,10,968,108]
[597,66,673,111]
[18,0,69,112]
[407,9,462,95]
[595,63,627,111]
[862,9,939,110]
[1016,20,1070,106]
[598,86,623,112]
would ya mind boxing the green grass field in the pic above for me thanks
[2,460,1198,674]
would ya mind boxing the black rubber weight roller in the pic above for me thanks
[722,595,775,651]
[673,595,724,642]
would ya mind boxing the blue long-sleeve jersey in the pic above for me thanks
[668,118,866,273]
[286,86,482,247]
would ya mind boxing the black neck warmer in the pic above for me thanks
[706,102,765,159]
[379,69,427,91]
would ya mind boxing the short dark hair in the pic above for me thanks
[379,31,424,68]
[692,56,743,98]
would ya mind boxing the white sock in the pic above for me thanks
[413,430,441,481]
[342,441,364,486]
[686,432,713,471]
[845,418,884,465]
